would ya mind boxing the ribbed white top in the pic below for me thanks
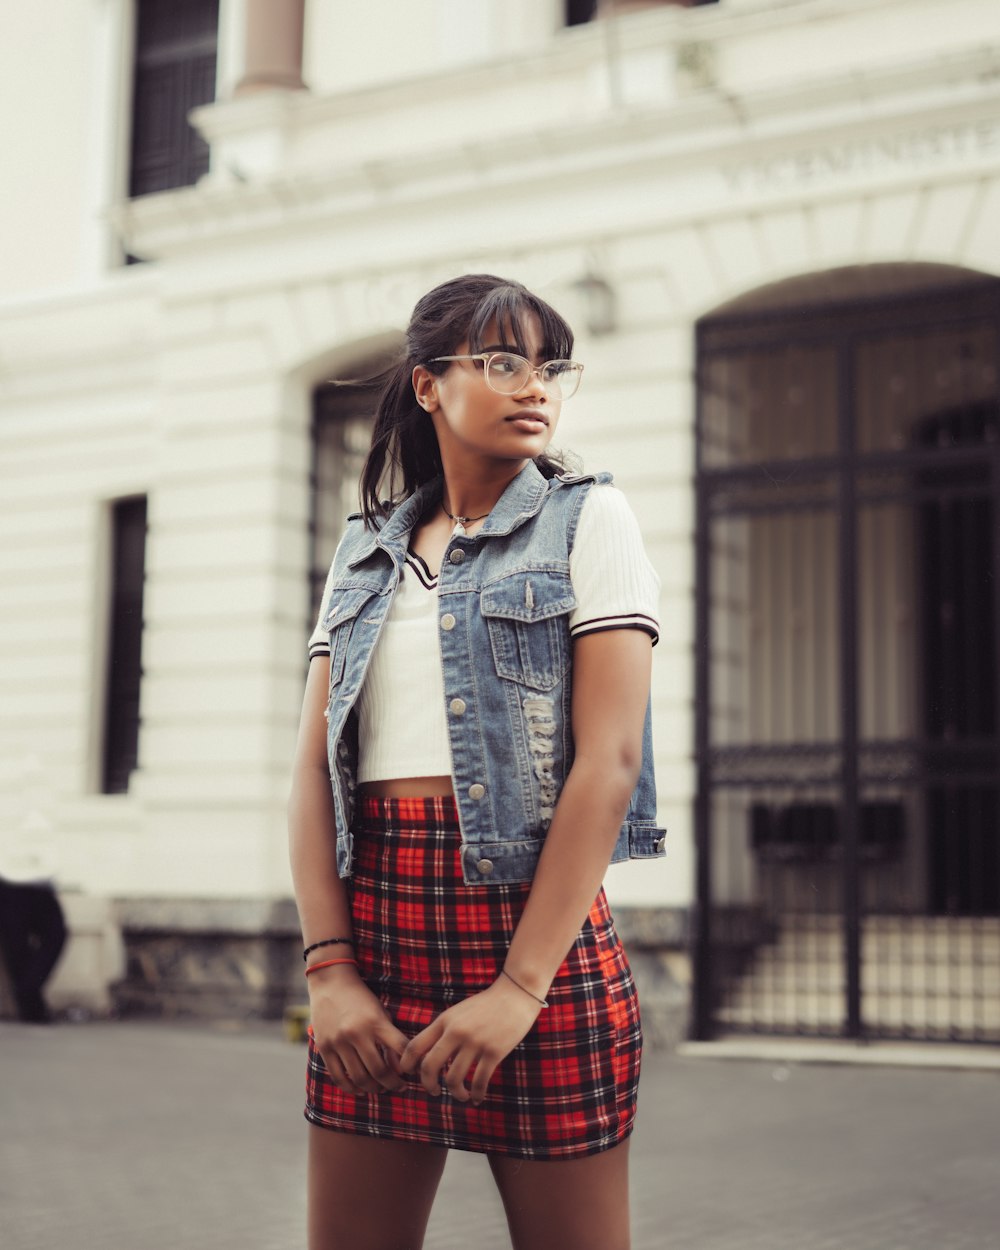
[357,551,452,781]
[309,484,660,782]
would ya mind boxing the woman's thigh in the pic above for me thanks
[487,1138,631,1250]
[307,1125,448,1250]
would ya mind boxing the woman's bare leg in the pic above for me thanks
[487,1137,631,1250]
[308,1125,448,1250]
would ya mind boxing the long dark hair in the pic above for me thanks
[358,274,575,526]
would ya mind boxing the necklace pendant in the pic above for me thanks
[441,500,488,530]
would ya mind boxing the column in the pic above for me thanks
[234,0,306,95]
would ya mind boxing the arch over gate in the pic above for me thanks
[693,264,1000,1043]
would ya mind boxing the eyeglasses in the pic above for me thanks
[431,352,584,400]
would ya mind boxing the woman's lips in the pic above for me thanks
[506,410,549,429]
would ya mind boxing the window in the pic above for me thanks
[102,497,147,795]
[128,0,219,198]
[566,0,598,23]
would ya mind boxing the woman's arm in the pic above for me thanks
[400,627,653,1102]
[289,658,408,1093]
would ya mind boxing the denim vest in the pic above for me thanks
[322,460,666,885]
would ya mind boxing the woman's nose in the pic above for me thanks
[519,368,548,399]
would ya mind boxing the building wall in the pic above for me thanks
[0,2,116,297]
[2,1,1000,1019]
[303,0,559,96]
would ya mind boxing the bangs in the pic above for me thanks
[465,285,574,361]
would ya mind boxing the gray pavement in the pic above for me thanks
[2,1020,999,1250]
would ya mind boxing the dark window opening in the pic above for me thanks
[566,0,598,24]
[102,497,147,795]
[128,0,219,199]
[310,385,376,626]
[565,0,718,23]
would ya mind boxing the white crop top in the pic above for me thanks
[308,484,660,783]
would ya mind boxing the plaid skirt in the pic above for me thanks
[305,795,642,1159]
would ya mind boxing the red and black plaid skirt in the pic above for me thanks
[305,795,642,1159]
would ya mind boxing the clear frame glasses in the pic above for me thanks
[431,352,584,400]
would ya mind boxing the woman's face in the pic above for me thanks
[415,315,561,469]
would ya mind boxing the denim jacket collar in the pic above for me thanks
[347,461,551,570]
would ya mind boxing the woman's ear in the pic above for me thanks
[412,365,438,413]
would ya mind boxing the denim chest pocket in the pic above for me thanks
[323,588,379,687]
[480,569,575,691]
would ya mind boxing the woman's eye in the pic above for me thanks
[492,356,520,374]
[542,363,568,380]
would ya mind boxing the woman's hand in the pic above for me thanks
[309,966,410,1096]
[399,975,544,1104]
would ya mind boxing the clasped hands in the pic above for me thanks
[310,970,544,1105]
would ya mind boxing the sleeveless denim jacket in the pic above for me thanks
[322,460,666,885]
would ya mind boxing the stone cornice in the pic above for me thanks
[111,39,1000,265]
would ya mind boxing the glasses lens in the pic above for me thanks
[483,354,583,399]
[484,353,530,394]
[541,361,583,400]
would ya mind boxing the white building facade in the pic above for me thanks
[2,0,998,1040]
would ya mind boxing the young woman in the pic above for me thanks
[289,274,663,1250]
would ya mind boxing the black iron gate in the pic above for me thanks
[693,271,1000,1043]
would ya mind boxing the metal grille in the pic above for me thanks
[693,275,1000,1043]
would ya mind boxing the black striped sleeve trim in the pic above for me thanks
[570,614,660,645]
[308,642,331,660]
[405,550,439,589]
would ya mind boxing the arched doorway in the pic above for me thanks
[693,264,1000,1043]
[309,337,402,624]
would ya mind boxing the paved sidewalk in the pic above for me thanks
[2,1019,999,1249]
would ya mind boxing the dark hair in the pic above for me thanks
[358,274,575,526]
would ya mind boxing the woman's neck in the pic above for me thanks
[440,459,527,523]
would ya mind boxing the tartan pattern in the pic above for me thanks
[305,795,642,1159]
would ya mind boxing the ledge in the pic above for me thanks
[115,896,300,937]
[678,1037,1000,1070]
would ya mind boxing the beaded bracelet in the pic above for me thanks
[501,967,549,1008]
[304,957,358,977]
[302,937,353,963]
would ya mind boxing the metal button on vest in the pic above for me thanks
[468,783,485,801]
[477,859,494,876]
[449,698,467,716]
[440,613,456,631]
[449,548,465,564]
[653,835,665,853]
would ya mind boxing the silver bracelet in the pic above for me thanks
[501,967,549,1008]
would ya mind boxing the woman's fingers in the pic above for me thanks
[325,1034,409,1094]
[467,1054,497,1104]
[318,1042,372,1095]
[311,981,412,1093]
[357,1028,408,1091]
[401,983,538,1098]
[374,1019,411,1068]
[404,1027,487,1101]
[441,1046,480,1102]
[400,1020,444,1093]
